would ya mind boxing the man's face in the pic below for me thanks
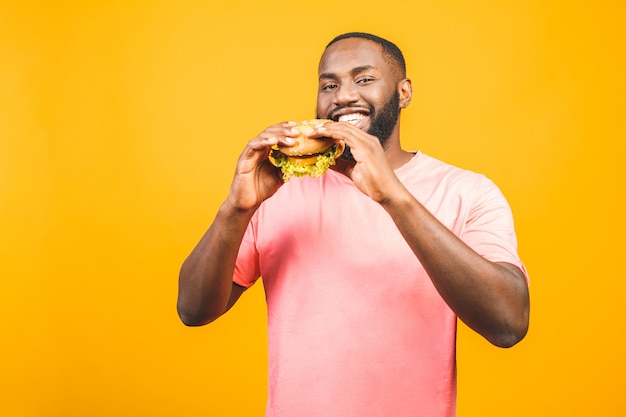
[316,37,402,160]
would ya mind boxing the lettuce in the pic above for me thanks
[270,144,341,182]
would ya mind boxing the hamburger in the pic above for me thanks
[269,119,345,181]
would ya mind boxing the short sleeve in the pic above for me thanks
[462,177,530,282]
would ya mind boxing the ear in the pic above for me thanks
[398,78,412,109]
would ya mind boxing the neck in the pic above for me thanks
[386,146,414,170]
[383,122,413,170]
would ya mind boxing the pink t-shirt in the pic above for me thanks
[234,151,527,417]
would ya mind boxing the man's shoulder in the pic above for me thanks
[407,151,487,183]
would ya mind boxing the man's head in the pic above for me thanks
[315,32,412,160]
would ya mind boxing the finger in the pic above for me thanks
[312,122,364,145]
[261,123,301,148]
[247,123,297,150]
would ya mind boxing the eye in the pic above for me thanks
[356,76,375,84]
[320,82,338,91]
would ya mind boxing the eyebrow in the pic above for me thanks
[319,65,378,80]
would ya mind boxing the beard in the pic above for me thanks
[318,91,401,162]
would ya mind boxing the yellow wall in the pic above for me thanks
[1,1,624,415]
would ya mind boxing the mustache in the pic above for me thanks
[319,104,372,120]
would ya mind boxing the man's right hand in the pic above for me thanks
[225,121,300,211]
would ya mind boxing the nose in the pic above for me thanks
[333,82,359,105]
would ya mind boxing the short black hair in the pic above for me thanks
[325,32,406,78]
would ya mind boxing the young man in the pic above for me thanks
[178,32,530,417]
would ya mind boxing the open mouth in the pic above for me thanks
[336,112,368,129]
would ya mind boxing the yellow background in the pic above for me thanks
[1,0,625,415]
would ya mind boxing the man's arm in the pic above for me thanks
[177,122,300,326]
[177,202,254,326]
[315,122,530,347]
[380,185,529,347]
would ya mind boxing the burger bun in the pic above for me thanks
[277,119,336,157]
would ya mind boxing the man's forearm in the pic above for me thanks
[381,184,530,347]
[177,200,256,326]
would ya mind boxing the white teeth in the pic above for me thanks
[338,113,365,124]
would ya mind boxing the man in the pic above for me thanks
[178,32,530,416]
